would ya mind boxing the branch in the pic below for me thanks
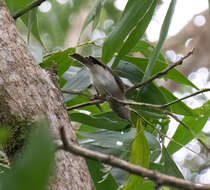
[65,87,210,115]
[113,88,210,109]
[59,127,210,190]
[62,89,92,98]
[75,37,106,48]
[66,99,104,111]
[12,0,46,20]
[160,88,210,108]
[126,49,194,92]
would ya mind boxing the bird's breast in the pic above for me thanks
[89,65,123,98]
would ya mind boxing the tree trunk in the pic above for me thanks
[0,1,94,189]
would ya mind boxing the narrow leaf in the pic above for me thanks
[142,0,177,81]
[144,131,161,162]
[86,159,118,190]
[162,146,183,178]
[102,0,154,63]
[27,8,37,44]
[0,120,54,190]
[123,119,150,190]
[116,61,167,105]
[159,87,193,116]
[167,101,210,154]
[113,0,158,67]
[41,48,75,77]
[69,112,129,131]
[122,56,198,89]
[81,0,102,35]
[132,40,166,62]
[162,146,183,190]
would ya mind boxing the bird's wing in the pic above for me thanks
[87,56,125,93]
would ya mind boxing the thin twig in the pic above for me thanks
[62,89,92,98]
[75,37,106,48]
[126,49,194,92]
[43,37,106,60]
[112,88,210,109]
[59,127,210,190]
[165,111,210,152]
[129,108,204,158]
[12,0,46,20]
[66,99,104,111]
[160,88,210,108]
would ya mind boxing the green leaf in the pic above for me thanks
[80,128,161,161]
[66,95,110,114]
[81,0,102,35]
[162,146,183,178]
[27,8,37,44]
[69,112,129,131]
[38,1,77,49]
[79,129,135,155]
[123,56,198,89]
[41,48,75,77]
[116,61,167,120]
[65,95,90,106]
[25,8,44,46]
[162,146,184,190]
[194,100,210,116]
[102,0,155,63]
[142,0,176,81]
[116,61,167,105]
[63,67,91,99]
[159,87,193,116]
[132,40,166,61]
[1,120,54,190]
[6,0,45,46]
[86,159,118,190]
[5,0,32,13]
[113,0,158,67]
[144,131,161,162]
[167,101,210,154]
[123,119,150,190]
[150,163,164,172]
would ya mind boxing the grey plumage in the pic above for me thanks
[70,53,131,121]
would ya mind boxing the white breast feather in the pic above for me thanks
[90,65,121,97]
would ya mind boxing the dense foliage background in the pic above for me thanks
[1,0,210,189]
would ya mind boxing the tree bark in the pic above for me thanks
[0,1,94,189]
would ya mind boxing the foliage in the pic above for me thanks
[0,120,54,190]
[3,0,210,190]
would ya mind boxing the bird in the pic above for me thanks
[69,53,131,121]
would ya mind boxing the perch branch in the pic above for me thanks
[59,127,210,190]
[66,99,104,111]
[62,89,92,98]
[112,88,210,109]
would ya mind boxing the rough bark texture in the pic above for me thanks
[0,1,94,189]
